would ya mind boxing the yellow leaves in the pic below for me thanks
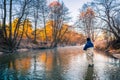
[12,18,19,28]
[35,29,45,41]
[5,18,33,39]
[37,21,70,41]
[22,19,33,38]
[11,18,19,35]
[5,18,83,44]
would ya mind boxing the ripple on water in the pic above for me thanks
[0,46,120,80]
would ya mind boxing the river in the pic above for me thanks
[0,46,120,80]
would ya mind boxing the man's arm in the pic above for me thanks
[83,44,87,50]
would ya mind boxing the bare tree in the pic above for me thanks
[49,1,71,47]
[28,0,48,42]
[39,0,48,42]
[93,0,120,40]
[33,0,39,42]
[78,4,95,41]
[0,0,31,53]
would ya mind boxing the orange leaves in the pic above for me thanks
[80,7,95,18]
[22,19,33,38]
[49,1,61,7]
[13,19,33,38]
[86,8,95,16]
[5,18,33,38]
[80,12,85,18]
[79,7,95,40]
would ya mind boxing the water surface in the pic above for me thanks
[0,46,120,80]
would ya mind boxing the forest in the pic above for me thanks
[0,0,120,53]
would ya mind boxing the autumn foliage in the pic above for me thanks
[79,7,95,41]
[3,19,84,47]
[80,7,95,18]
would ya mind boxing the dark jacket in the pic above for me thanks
[83,41,94,50]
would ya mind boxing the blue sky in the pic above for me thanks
[48,0,91,25]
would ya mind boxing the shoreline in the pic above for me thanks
[0,45,66,56]
[0,46,120,59]
[94,48,120,59]
[0,47,50,56]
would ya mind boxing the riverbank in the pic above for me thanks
[108,49,120,59]
[0,44,120,60]
[0,46,50,54]
[94,40,120,59]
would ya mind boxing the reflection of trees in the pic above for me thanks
[50,48,63,80]
[38,51,51,71]
[0,55,17,80]
[33,51,48,80]
[37,48,77,80]
[0,54,32,80]
[37,48,65,80]
[38,48,64,79]
[33,55,37,71]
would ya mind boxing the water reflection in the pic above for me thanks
[0,46,120,80]
[85,66,94,80]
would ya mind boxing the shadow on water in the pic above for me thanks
[0,46,120,80]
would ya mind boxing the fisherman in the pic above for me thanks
[83,38,94,67]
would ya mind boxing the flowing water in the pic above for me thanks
[0,46,120,80]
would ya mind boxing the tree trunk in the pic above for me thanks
[3,0,7,38]
[42,6,47,42]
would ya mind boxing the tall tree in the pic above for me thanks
[0,0,31,53]
[49,1,71,47]
[39,0,48,42]
[33,0,39,42]
[78,4,95,41]
[29,0,48,42]
[93,0,120,40]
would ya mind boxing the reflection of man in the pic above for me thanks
[85,66,94,80]
[83,38,94,67]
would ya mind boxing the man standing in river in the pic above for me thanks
[83,38,94,67]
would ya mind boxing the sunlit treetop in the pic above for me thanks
[80,12,85,18]
[49,1,61,7]
[85,7,95,16]
[80,7,95,18]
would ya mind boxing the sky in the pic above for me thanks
[47,0,92,25]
